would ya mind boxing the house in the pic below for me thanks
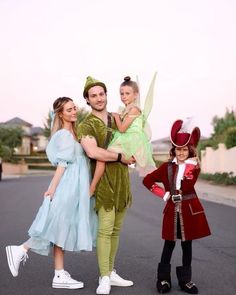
[151,136,171,162]
[151,135,209,162]
[1,117,48,155]
[30,127,48,152]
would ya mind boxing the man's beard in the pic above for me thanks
[91,101,107,112]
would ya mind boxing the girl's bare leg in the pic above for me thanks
[54,245,64,270]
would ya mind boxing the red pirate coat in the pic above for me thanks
[143,162,211,241]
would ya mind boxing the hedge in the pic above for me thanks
[200,172,236,186]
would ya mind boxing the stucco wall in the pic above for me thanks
[201,143,236,175]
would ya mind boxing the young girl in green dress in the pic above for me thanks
[90,76,156,196]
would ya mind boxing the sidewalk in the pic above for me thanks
[196,179,236,208]
[2,171,236,208]
[2,169,54,179]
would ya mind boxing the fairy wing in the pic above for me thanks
[143,72,157,122]
[135,75,141,108]
[143,72,157,139]
[143,121,152,141]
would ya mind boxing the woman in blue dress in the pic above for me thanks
[6,97,97,289]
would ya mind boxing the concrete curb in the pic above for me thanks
[196,180,236,208]
[2,172,236,208]
[2,170,54,179]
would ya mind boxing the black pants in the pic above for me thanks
[160,240,192,266]
[0,163,2,181]
[160,214,192,266]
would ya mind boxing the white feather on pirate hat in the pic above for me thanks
[170,117,201,147]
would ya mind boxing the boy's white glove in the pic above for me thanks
[163,191,171,202]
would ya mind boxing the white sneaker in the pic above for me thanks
[6,245,28,277]
[96,275,111,294]
[110,269,133,287]
[52,270,84,289]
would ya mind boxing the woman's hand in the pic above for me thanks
[89,184,96,198]
[44,187,56,200]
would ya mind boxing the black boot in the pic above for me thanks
[156,263,171,293]
[176,266,198,294]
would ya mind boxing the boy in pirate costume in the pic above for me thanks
[143,119,211,294]
[78,76,134,295]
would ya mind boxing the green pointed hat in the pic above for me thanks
[83,76,107,98]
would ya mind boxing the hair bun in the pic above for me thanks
[124,76,131,82]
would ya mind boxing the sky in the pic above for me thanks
[0,0,235,140]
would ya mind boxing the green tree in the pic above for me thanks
[212,108,236,136]
[0,127,23,161]
[0,145,12,162]
[43,111,52,138]
[200,108,236,151]
[225,126,236,149]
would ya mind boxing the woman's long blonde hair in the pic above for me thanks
[50,97,77,137]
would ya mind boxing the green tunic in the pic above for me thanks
[78,113,132,212]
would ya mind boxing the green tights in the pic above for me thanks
[97,206,127,277]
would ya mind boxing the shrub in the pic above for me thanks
[200,172,236,185]
[28,165,55,171]
[13,156,49,164]
[225,127,236,149]
[0,145,12,162]
[0,127,23,162]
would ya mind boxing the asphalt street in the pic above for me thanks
[0,173,236,295]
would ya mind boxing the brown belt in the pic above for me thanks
[171,193,196,203]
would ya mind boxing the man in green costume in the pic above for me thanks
[78,76,134,295]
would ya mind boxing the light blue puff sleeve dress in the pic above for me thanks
[25,129,97,256]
